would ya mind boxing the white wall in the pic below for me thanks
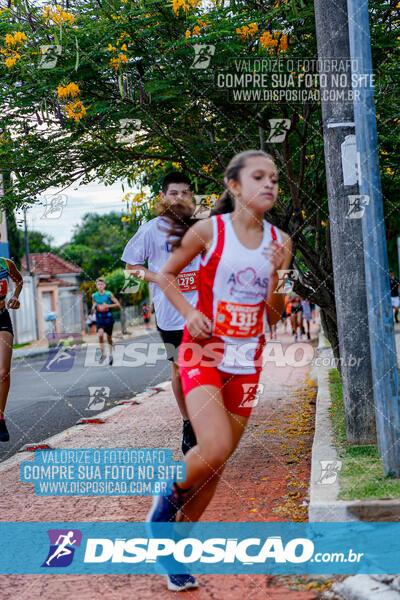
[9,275,37,344]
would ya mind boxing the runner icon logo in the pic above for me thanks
[42,529,82,568]
[41,335,82,372]
[267,118,291,143]
[87,386,110,411]
[317,460,342,485]
[275,269,299,293]
[238,383,265,408]
[41,193,67,219]
[345,195,370,219]
[190,44,215,69]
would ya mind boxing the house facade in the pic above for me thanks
[20,253,84,341]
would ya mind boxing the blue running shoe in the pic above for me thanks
[146,482,188,524]
[166,573,199,591]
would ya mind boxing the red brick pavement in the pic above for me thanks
[0,323,327,599]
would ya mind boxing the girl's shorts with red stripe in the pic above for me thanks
[178,329,264,417]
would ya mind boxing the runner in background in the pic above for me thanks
[290,292,303,341]
[0,257,23,442]
[268,321,277,340]
[281,293,291,333]
[389,269,400,323]
[91,277,120,366]
[121,172,201,456]
[142,302,151,331]
[147,150,292,592]
[301,299,311,340]
[310,301,317,323]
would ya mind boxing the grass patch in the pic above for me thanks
[329,369,400,500]
[12,342,30,349]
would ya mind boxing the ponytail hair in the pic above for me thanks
[160,149,276,248]
[156,197,197,251]
[209,189,234,216]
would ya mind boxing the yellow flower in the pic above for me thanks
[172,0,200,14]
[236,23,258,40]
[185,29,191,39]
[192,25,201,35]
[5,31,27,47]
[58,82,80,99]
[260,31,288,54]
[65,100,86,122]
[43,5,74,26]
[120,43,128,51]
[5,55,17,67]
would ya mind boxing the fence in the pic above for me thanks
[58,291,83,333]
[9,275,37,344]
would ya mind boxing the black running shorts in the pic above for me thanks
[0,308,13,336]
[96,313,114,336]
[156,324,184,363]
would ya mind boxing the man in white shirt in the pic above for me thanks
[121,173,200,454]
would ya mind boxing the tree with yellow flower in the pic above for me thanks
[0,0,399,358]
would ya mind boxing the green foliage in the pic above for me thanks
[21,230,54,254]
[105,267,149,304]
[59,212,137,280]
[329,369,400,500]
[0,0,399,316]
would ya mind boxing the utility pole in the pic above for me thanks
[397,237,400,276]
[314,0,376,444]
[347,0,400,475]
[23,207,30,273]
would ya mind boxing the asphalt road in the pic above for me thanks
[1,331,172,462]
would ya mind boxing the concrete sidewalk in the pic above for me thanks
[0,321,334,599]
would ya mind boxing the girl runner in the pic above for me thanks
[91,278,120,365]
[0,257,23,442]
[147,150,292,591]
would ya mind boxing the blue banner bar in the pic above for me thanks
[0,522,399,574]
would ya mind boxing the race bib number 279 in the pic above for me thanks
[177,271,198,292]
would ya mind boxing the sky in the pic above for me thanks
[15,180,136,246]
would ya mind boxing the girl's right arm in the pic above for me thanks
[157,219,213,339]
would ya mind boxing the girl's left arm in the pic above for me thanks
[7,260,23,309]
[265,231,293,326]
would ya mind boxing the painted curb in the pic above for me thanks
[0,380,172,475]
[308,333,400,522]
[333,575,400,600]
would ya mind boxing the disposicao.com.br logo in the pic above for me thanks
[82,536,362,566]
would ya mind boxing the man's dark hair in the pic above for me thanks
[161,171,192,194]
